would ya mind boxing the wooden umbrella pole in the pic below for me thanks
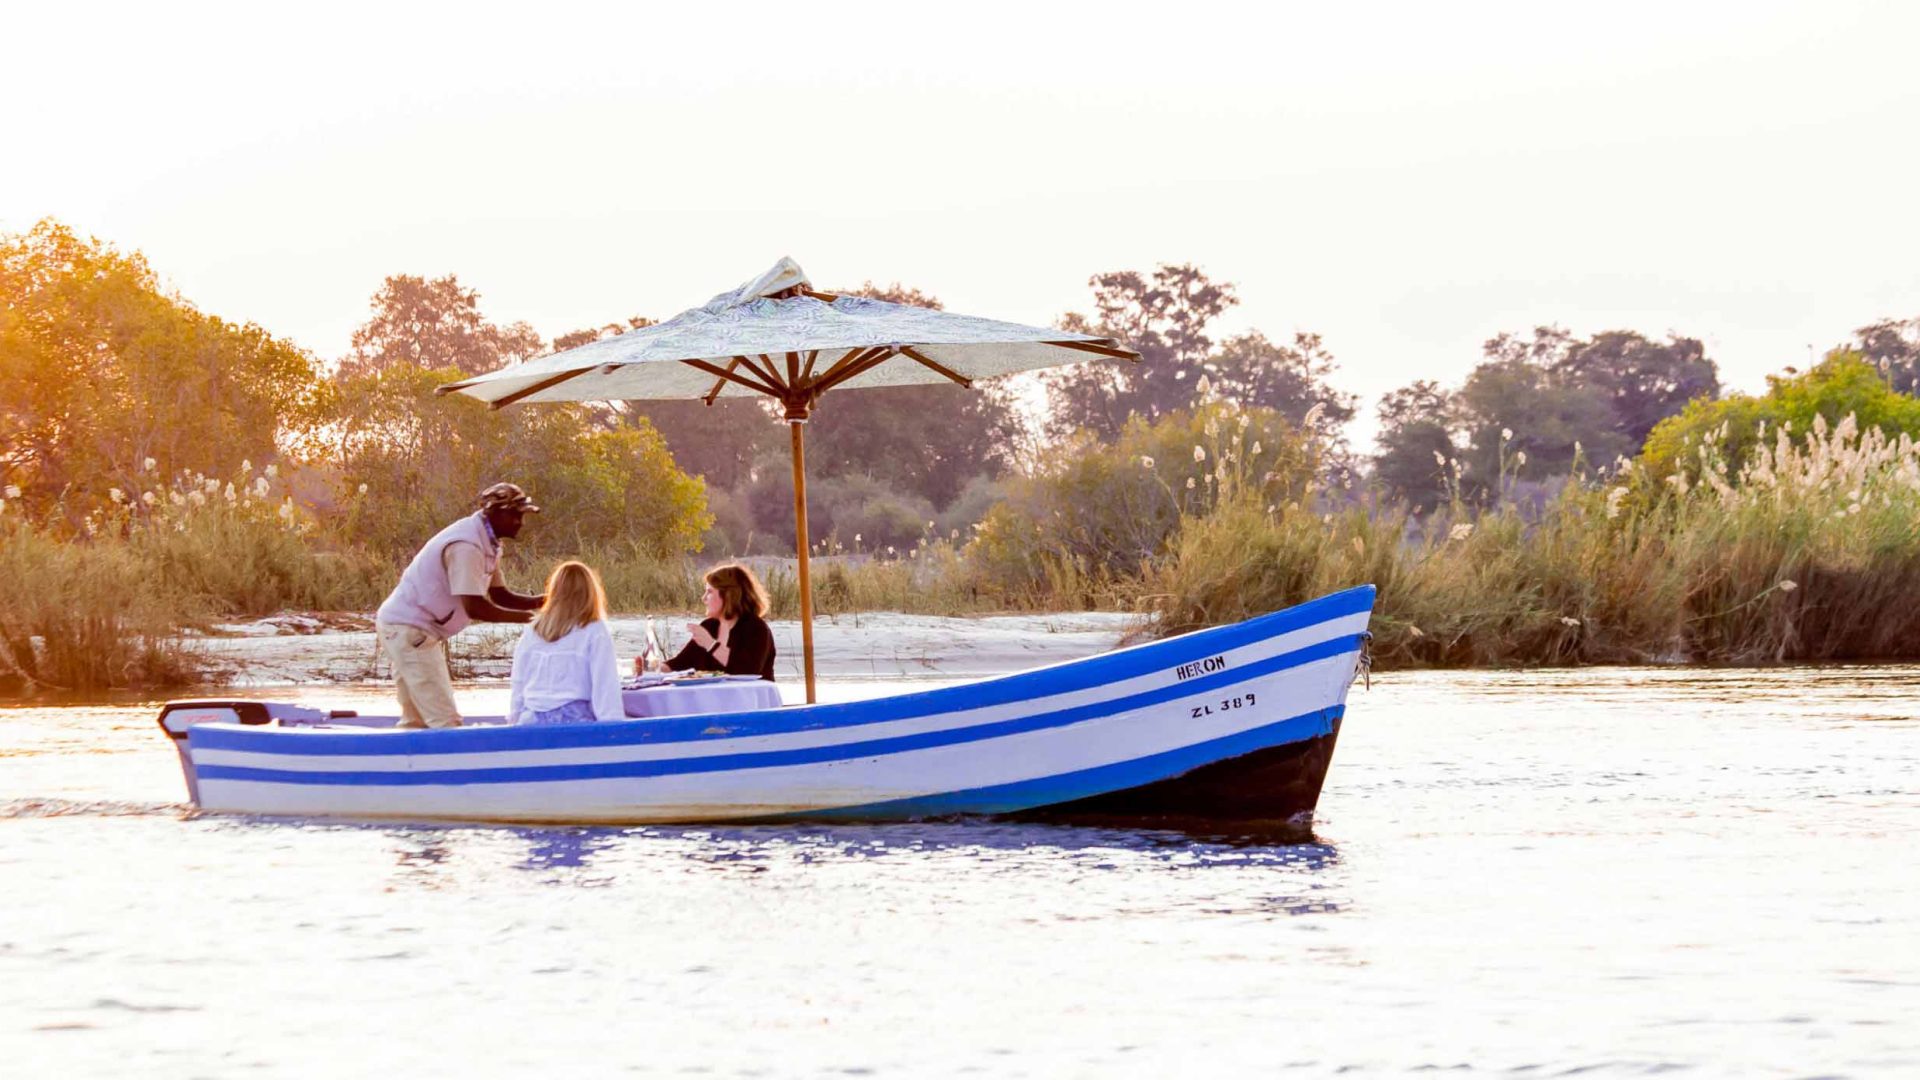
[788,416,818,704]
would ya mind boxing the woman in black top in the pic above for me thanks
[660,563,777,681]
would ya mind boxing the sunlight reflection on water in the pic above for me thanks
[2,666,1916,1075]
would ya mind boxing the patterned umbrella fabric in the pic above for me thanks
[440,257,1135,412]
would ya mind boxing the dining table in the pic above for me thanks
[621,678,784,720]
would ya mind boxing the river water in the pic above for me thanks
[2,666,1915,1076]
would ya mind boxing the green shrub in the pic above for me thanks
[967,402,1319,600]
[1642,351,1920,481]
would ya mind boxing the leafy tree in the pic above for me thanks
[1641,351,1920,480]
[0,219,323,530]
[1455,351,1629,493]
[310,365,710,559]
[1551,330,1718,448]
[1370,380,1456,511]
[1209,331,1357,441]
[339,274,543,378]
[1450,327,1717,494]
[320,287,708,558]
[1044,265,1357,450]
[1045,264,1237,438]
[1853,316,1920,395]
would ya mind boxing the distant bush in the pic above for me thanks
[935,474,1007,542]
[751,472,937,554]
[1642,351,1920,481]
[966,401,1320,603]
[699,485,757,556]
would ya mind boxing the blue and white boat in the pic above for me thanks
[157,586,1374,826]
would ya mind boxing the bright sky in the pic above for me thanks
[6,1,1917,449]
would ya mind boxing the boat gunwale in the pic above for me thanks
[185,585,1376,757]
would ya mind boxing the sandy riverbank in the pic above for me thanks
[192,611,1142,686]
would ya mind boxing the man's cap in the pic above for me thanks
[478,482,540,513]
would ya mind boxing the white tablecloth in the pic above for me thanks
[622,680,783,719]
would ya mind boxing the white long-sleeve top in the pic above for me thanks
[508,620,627,724]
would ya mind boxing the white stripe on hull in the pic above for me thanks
[193,653,1355,823]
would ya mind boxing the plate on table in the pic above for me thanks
[716,674,769,683]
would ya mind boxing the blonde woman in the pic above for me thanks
[655,563,777,681]
[508,561,626,725]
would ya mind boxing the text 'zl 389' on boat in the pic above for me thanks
[156,586,1376,828]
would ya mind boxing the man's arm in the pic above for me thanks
[485,559,544,611]
[445,542,538,623]
[459,592,534,624]
[488,583,545,611]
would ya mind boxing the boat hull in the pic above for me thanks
[163,586,1374,826]
[1019,721,1342,829]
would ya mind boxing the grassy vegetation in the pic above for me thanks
[948,394,1920,667]
[9,395,1920,695]
[0,522,202,692]
[1145,410,1920,666]
[0,465,1053,693]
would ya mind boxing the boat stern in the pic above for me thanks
[155,700,348,806]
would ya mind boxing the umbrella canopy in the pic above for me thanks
[441,259,1139,701]
[440,258,1135,414]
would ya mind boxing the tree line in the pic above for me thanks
[6,216,1918,563]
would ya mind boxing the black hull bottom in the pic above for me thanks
[1012,719,1343,834]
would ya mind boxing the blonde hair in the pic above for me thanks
[705,563,769,620]
[532,561,608,642]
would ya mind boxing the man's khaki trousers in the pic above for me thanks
[376,621,462,729]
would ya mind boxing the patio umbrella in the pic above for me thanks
[440,258,1138,702]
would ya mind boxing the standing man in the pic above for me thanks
[375,482,547,728]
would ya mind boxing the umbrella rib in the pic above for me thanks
[488,366,598,409]
[1046,339,1141,361]
[810,346,881,390]
[812,347,899,395]
[702,358,744,405]
[897,346,973,389]
[801,349,821,383]
[681,358,781,399]
[748,353,789,392]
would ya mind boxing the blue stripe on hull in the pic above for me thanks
[194,634,1365,788]
[775,706,1344,820]
[189,585,1376,757]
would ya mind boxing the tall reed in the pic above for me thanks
[0,521,202,692]
[1147,412,1920,664]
